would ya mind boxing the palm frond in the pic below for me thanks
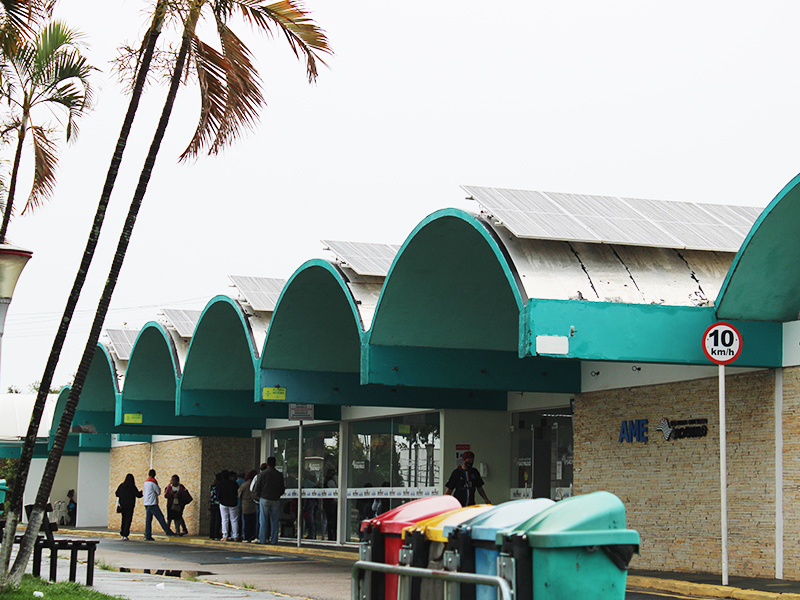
[21,122,57,213]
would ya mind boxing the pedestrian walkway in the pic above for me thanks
[13,526,800,600]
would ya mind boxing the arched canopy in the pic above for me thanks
[365,210,580,393]
[259,260,484,411]
[66,344,119,436]
[179,296,274,427]
[51,384,111,455]
[121,323,246,435]
[716,173,800,322]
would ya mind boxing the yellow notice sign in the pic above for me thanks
[263,387,286,401]
[124,413,143,424]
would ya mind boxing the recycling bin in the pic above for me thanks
[499,491,640,600]
[443,498,555,600]
[399,504,493,600]
[0,479,7,515]
[360,494,461,600]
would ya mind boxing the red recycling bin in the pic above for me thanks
[361,495,461,600]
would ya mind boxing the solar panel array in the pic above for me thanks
[106,329,139,360]
[322,240,400,277]
[229,276,286,312]
[161,308,201,338]
[463,186,762,252]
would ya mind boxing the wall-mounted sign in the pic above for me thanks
[124,414,143,424]
[657,417,708,441]
[263,386,287,401]
[618,419,648,443]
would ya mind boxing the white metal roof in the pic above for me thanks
[0,393,58,441]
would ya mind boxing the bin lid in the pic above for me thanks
[402,504,492,542]
[0,478,7,492]
[360,495,462,534]
[445,498,555,541]
[502,491,640,548]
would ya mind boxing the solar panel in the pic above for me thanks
[463,186,762,252]
[229,276,286,312]
[161,308,201,338]
[105,329,139,360]
[322,240,400,277]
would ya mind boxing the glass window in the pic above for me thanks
[346,412,440,541]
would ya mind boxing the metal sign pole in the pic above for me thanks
[298,419,303,548]
[719,364,728,586]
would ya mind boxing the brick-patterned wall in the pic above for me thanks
[108,436,257,536]
[782,366,800,579]
[199,437,259,536]
[575,369,775,577]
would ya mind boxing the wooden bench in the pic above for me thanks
[24,505,99,586]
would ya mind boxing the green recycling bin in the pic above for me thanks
[499,491,639,600]
[0,479,8,516]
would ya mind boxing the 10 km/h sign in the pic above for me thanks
[702,322,743,365]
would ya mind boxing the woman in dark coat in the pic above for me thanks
[115,473,143,540]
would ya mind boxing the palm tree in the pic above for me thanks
[0,21,94,243]
[0,5,169,588]
[4,0,330,587]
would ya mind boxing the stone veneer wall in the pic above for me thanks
[575,369,775,577]
[782,366,800,580]
[108,436,257,536]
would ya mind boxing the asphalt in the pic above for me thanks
[9,526,800,600]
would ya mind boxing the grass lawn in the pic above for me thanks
[2,575,121,600]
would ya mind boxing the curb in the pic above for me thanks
[628,576,800,600]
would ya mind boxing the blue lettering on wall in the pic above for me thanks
[619,418,648,443]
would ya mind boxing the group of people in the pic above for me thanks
[114,470,192,540]
[208,457,286,544]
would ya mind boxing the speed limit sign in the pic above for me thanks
[702,322,742,365]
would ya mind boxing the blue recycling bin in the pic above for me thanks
[499,491,640,600]
[443,498,555,600]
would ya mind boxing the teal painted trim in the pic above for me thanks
[73,409,116,434]
[117,434,152,442]
[366,209,525,346]
[0,446,21,458]
[113,424,254,437]
[716,173,800,321]
[0,442,50,458]
[260,368,507,409]
[78,433,111,451]
[363,345,580,393]
[523,298,781,367]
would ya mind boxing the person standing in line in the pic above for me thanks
[164,474,192,536]
[217,470,241,541]
[143,469,175,540]
[253,456,285,545]
[115,473,142,540]
[66,490,77,526]
[209,472,222,540]
[444,451,491,507]
[239,470,257,542]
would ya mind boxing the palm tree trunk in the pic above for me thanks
[0,7,166,588]
[0,123,28,243]
[6,20,190,588]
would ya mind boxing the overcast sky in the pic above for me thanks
[3,0,800,391]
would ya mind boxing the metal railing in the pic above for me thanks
[352,560,513,600]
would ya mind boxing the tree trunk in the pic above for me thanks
[0,123,28,243]
[0,11,165,588]
[6,21,189,589]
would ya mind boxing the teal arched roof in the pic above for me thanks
[368,209,525,351]
[261,259,363,373]
[178,296,261,421]
[123,322,180,403]
[716,173,800,322]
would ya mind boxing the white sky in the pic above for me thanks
[3,0,800,391]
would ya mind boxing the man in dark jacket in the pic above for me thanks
[253,457,285,544]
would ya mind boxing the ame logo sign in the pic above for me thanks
[618,419,648,443]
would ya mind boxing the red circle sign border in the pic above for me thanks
[702,322,743,365]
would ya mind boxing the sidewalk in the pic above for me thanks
[16,526,800,600]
